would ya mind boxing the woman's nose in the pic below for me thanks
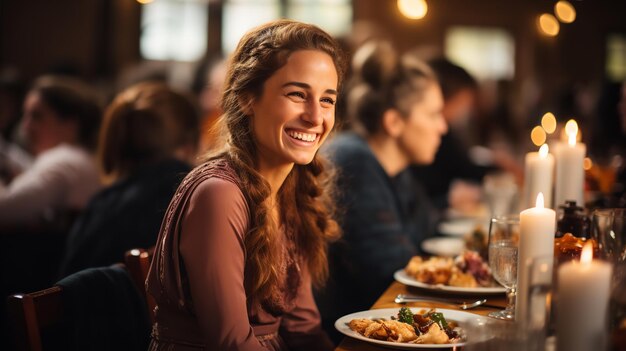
[301,101,324,126]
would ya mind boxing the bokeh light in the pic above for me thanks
[137,0,153,4]
[555,1,576,23]
[583,157,592,171]
[531,126,547,146]
[538,13,560,37]
[541,112,557,134]
[398,0,428,20]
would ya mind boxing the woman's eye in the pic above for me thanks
[321,97,336,106]
[287,91,306,100]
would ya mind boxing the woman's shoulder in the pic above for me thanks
[186,157,240,186]
[182,157,249,212]
[35,144,92,167]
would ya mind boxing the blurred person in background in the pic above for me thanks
[0,70,32,184]
[0,75,102,231]
[192,56,228,154]
[59,82,200,277]
[411,58,487,212]
[317,40,445,342]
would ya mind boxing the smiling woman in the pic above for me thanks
[146,19,347,351]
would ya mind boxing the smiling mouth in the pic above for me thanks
[286,129,318,143]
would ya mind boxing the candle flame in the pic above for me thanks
[565,119,578,146]
[580,241,593,264]
[536,192,545,208]
[568,132,577,146]
[539,144,549,158]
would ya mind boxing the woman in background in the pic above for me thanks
[0,75,101,230]
[146,20,346,350]
[59,82,200,277]
[318,40,446,341]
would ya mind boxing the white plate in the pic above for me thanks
[421,237,465,257]
[437,219,476,237]
[335,307,485,349]
[394,269,506,295]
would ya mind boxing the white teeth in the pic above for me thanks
[288,131,316,142]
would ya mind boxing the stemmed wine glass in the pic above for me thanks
[487,214,520,320]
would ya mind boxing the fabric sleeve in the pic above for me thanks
[279,265,334,351]
[178,178,267,351]
[338,159,417,282]
[0,158,68,226]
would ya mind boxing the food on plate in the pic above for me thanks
[465,226,488,259]
[554,233,599,264]
[347,307,463,344]
[404,250,493,287]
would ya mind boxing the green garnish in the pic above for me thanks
[398,307,414,325]
[428,312,449,330]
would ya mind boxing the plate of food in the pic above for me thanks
[395,251,506,294]
[335,307,485,349]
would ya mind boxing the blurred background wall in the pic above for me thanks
[1,0,625,125]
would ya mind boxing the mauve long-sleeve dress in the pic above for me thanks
[146,158,334,351]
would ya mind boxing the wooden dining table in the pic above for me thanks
[334,281,508,350]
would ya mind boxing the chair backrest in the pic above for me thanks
[7,286,64,351]
[6,262,152,351]
[124,248,156,323]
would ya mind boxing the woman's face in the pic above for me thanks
[397,81,447,164]
[22,91,77,155]
[250,49,338,171]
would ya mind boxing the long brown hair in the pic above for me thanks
[215,20,346,303]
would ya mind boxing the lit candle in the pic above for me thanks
[556,242,612,351]
[516,193,556,325]
[524,144,555,209]
[554,120,586,207]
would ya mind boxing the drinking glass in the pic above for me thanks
[591,208,626,264]
[488,214,520,320]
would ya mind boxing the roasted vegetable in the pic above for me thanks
[397,307,414,325]
[427,312,449,330]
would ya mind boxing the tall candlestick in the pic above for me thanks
[524,144,554,209]
[516,193,556,325]
[554,120,585,207]
[557,242,612,351]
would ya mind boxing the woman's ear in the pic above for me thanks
[381,109,405,138]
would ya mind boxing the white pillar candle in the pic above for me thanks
[556,242,612,351]
[516,193,556,325]
[554,120,586,208]
[524,144,554,209]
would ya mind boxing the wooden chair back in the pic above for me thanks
[6,253,155,351]
[124,248,156,323]
[7,286,64,351]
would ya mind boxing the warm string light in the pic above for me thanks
[555,1,576,23]
[531,126,547,146]
[538,13,560,37]
[538,1,576,37]
[397,0,428,20]
[541,112,557,134]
